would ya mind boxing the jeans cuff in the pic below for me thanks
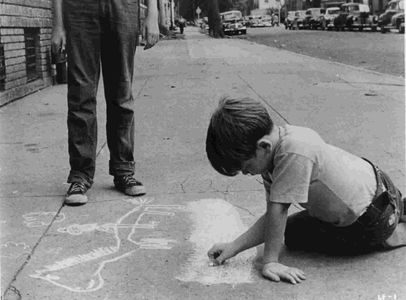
[109,161,135,177]
[67,172,93,188]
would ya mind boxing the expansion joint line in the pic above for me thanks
[237,73,290,124]
[3,205,65,299]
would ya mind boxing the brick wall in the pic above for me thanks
[0,0,53,106]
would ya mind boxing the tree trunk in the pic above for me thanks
[158,0,170,35]
[207,0,224,38]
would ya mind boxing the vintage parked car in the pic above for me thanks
[285,11,297,29]
[222,19,247,35]
[261,16,274,27]
[319,7,341,30]
[378,0,405,33]
[304,7,326,29]
[333,3,378,31]
[293,10,307,29]
[250,17,266,27]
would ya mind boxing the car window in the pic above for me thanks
[348,5,359,12]
[328,9,340,14]
[389,2,398,9]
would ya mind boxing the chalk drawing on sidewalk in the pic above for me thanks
[176,198,256,286]
[30,197,185,293]
[0,241,31,258]
[23,211,65,228]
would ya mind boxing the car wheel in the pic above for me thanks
[381,27,387,33]
[399,24,405,33]
[359,26,363,31]
[371,26,377,32]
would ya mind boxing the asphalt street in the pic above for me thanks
[244,26,405,77]
[0,26,405,300]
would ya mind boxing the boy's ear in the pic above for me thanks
[256,137,272,150]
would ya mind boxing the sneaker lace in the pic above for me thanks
[70,182,86,193]
[123,175,138,185]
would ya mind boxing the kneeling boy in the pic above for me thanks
[206,96,406,284]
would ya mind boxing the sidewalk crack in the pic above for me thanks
[237,73,290,124]
[2,205,64,299]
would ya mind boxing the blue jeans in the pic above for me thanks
[285,160,403,255]
[63,0,139,187]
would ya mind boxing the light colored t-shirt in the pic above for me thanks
[262,125,377,227]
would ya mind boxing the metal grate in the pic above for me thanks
[0,43,5,91]
[24,28,40,82]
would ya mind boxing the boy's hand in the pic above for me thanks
[207,242,237,265]
[144,15,159,50]
[51,26,66,54]
[262,262,306,284]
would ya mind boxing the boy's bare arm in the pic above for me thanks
[233,213,267,252]
[262,202,306,284]
[208,214,266,264]
[262,202,289,263]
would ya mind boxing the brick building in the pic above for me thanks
[0,0,53,106]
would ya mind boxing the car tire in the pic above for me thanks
[371,26,377,32]
[381,27,387,33]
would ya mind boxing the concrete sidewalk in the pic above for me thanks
[1,26,405,300]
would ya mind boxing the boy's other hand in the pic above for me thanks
[207,242,237,265]
[262,262,306,284]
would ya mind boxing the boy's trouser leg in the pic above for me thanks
[64,0,101,188]
[100,0,139,177]
[284,210,359,255]
[285,168,404,254]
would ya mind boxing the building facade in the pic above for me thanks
[0,0,53,106]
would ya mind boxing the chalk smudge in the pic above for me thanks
[176,198,256,285]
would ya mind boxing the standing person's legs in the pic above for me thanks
[101,0,145,196]
[63,0,102,204]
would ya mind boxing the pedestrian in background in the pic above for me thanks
[272,13,279,27]
[178,17,186,34]
[206,96,406,284]
[51,0,159,205]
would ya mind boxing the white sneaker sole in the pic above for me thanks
[65,193,88,205]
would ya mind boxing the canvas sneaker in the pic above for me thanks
[65,182,88,205]
[114,175,146,196]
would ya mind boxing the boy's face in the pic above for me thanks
[240,142,271,175]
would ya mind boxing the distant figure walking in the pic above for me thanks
[272,14,279,27]
[178,17,186,34]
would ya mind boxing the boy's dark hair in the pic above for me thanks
[206,96,274,176]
